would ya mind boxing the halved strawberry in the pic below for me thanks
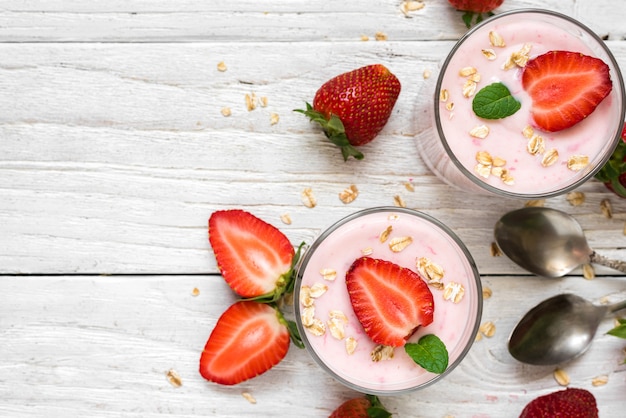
[208,209,295,300]
[521,50,612,132]
[346,257,434,347]
[199,300,290,385]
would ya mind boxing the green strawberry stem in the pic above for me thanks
[295,103,364,161]
[461,11,494,28]
[595,136,626,198]
[243,241,306,304]
[365,395,392,418]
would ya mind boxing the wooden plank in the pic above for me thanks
[0,274,624,417]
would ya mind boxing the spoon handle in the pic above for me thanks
[589,251,626,274]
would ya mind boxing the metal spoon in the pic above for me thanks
[494,206,626,278]
[508,293,626,365]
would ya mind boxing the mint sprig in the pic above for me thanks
[405,334,448,374]
[607,318,626,339]
[472,82,521,119]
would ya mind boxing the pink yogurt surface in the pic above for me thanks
[295,208,481,394]
[433,10,623,197]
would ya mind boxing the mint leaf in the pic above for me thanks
[405,334,448,374]
[472,82,521,119]
[607,321,626,339]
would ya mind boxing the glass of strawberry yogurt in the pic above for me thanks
[417,9,625,199]
[294,207,482,394]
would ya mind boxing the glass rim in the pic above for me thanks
[433,8,626,199]
[294,206,483,395]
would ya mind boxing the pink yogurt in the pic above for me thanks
[418,9,625,199]
[294,207,482,394]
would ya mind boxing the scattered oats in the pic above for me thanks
[401,0,425,15]
[393,195,406,207]
[339,184,359,204]
[320,268,337,282]
[459,66,478,77]
[504,43,532,70]
[479,321,496,338]
[554,368,570,386]
[300,286,314,307]
[269,112,279,125]
[468,72,481,83]
[492,156,506,167]
[522,125,535,139]
[525,199,545,207]
[361,34,370,41]
[582,263,595,280]
[245,92,258,111]
[482,48,497,60]
[600,198,613,219]
[527,134,545,155]
[388,214,400,222]
[217,61,227,72]
[417,257,445,288]
[462,79,477,98]
[469,124,490,139]
[446,102,455,111]
[423,69,431,79]
[309,282,328,298]
[280,213,292,225]
[191,287,200,296]
[242,392,257,404]
[260,96,268,107]
[301,306,315,327]
[489,30,506,47]
[375,31,388,41]
[440,89,449,102]
[592,375,609,387]
[443,282,465,303]
[307,318,326,336]
[221,107,232,117]
[541,148,559,167]
[475,163,492,179]
[371,345,395,362]
[567,155,589,171]
[482,286,493,299]
[301,187,317,208]
[345,337,358,355]
[166,369,183,387]
[361,247,373,256]
[328,317,346,340]
[502,173,515,186]
[566,191,586,206]
[389,236,413,252]
[329,310,348,324]
[490,242,502,257]
[379,225,393,243]
[475,332,483,342]
[476,150,493,166]
[405,181,415,192]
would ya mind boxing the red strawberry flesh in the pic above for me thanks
[199,301,290,385]
[522,51,612,132]
[346,257,434,347]
[519,387,598,418]
[208,209,294,299]
[447,0,503,13]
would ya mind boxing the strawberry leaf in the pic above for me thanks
[365,395,392,418]
[405,334,449,374]
[472,82,521,119]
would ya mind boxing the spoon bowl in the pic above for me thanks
[509,294,626,365]
[494,207,626,277]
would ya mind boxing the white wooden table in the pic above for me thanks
[1,1,625,416]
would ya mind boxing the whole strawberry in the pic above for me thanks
[595,122,626,198]
[447,0,504,27]
[296,64,401,161]
[329,394,391,418]
[519,388,598,418]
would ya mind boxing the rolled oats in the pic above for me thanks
[541,148,559,167]
[482,48,497,60]
[309,282,328,298]
[300,286,313,307]
[375,32,388,41]
[554,368,570,386]
[301,306,316,327]
[469,124,490,139]
[459,66,478,77]
[339,184,359,204]
[242,392,257,404]
[479,321,496,337]
[371,345,394,362]
[582,263,595,280]
[462,79,477,98]
[280,213,292,225]
[482,286,493,299]
[600,198,613,218]
[489,30,506,47]
[389,236,413,252]
[567,155,589,171]
[328,317,346,340]
[379,225,393,243]
[301,187,317,208]
[592,375,609,387]
[416,257,445,288]
[345,337,358,355]
[217,61,227,72]
[221,107,232,117]
[361,247,373,256]
[566,191,585,206]
[166,369,183,387]
[320,268,337,281]
[443,282,465,303]
[393,195,406,208]
[440,89,449,102]
[270,112,279,125]
[527,134,545,155]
